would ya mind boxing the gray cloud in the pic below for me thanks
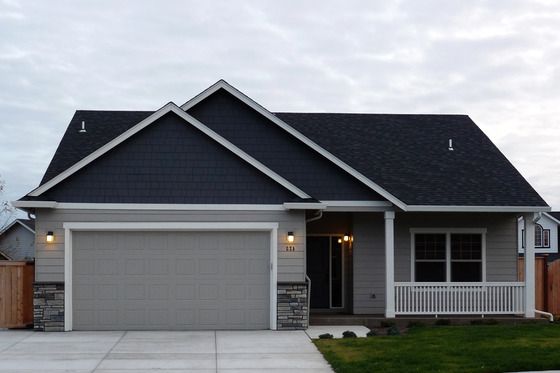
[1,0,559,208]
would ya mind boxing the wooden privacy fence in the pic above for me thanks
[0,261,34,328]
[518,257,560,315]
[548,260,560,315]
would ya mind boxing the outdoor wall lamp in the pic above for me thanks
[343,233,350,242]
[287,231,295,243]
[46,231,54,243]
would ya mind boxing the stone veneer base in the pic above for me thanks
[33,282,65,332]
[277,282,309,330]
[32,281,308,331]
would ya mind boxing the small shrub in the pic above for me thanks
[407,321,425,328]
[342,330,357,338]
[366,330,377,337]
[380,320,396,328]
[435,318,451,326]
[387,325,400,336]
[470,319,484,325]
[318,333,333,339]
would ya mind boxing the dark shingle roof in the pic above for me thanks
[33,108,548,207]
[548,212,560,221]
[276,113,547,207]
[41,110,153,184]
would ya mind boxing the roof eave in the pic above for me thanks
[406,205,551,213]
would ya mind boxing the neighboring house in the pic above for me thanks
[518,212,560,255]
[0,219,35,261]
[13,80,550,332]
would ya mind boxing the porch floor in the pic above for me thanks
[310,314,546,329]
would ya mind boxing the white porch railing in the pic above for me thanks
[394,282,525,315]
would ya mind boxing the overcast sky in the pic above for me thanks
[1,0,559,210]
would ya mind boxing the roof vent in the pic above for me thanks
[79,121,86,133]
[448,138,454,151]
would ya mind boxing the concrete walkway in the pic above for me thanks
[0,330,333,372]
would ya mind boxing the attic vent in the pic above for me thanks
[448,138,454,151]
[79,121,86,133]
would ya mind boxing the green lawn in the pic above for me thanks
[314,323,560,373]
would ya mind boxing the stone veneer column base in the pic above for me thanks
[277,282,308,330]
[33,282,65,331]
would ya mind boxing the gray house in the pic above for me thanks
[14,80,549,332]
[0,219,35,261]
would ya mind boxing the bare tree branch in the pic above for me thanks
[0,175,15,230]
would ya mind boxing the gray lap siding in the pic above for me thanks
[34,208,306,283]
[353,212,519,314]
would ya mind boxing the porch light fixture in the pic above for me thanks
[287,232,295,243]
[343,233,350,242]
[338,238,342,244]
[46,231,54,243]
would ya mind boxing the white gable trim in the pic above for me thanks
[544,212,560,225]
[0,219,35,235]
[180,80,407,210]
[27,103,310,199]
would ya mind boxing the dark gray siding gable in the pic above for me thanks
[187,89,385,201]
[39,112,298,203]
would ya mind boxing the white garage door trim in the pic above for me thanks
[63,222,279,331]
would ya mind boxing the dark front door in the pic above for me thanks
[306,236,344,309]
[307,236,330,308]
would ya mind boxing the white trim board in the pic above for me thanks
[544,212,560,225]
[0,219,35,235]
[27,102,310,200]
[180,80,408,210]
[13,202,287,211]
[406,205,551,212]
[63,221,279,331]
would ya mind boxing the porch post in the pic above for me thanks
[524,213,536,318]
[385,211,396,318]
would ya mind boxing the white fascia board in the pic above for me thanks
[12,200,57,209]
[323,200,392,207]
[62,222,279,231]
[283,202,327,210]
[180,80,408,210]
[57,203,285,211]
[26,102,310,200]
[544,212,560,225]
[12,202,287,211]
[407,205,551,213]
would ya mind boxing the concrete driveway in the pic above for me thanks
[0,330,333,372]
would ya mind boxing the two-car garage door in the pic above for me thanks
[72,230,270,330]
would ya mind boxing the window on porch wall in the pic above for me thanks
[414,233,482,282]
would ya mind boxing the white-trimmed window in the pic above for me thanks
[521,224,550,249]
[411,229,486,283]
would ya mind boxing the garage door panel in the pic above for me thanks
[72,230,270,330]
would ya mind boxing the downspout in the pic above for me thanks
[533,212,542,224]
[530,212,552,321]
[535,309,554,322]
[306,209,323,223]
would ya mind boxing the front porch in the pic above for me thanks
[304,210,540,319]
